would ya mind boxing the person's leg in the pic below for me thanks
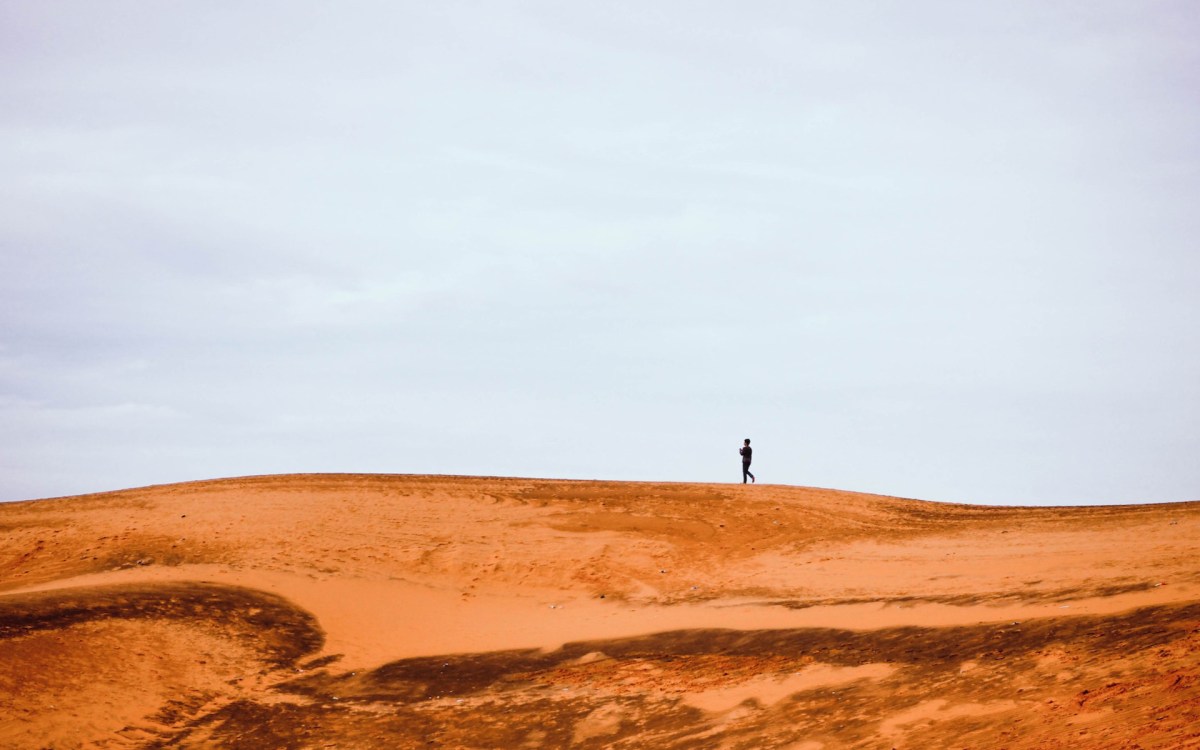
[742,463,751,483]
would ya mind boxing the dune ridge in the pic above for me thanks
[2,473,1199,748]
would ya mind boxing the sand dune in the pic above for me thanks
[2,474,1199,748]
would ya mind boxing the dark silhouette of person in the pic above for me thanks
[740,439,755,483]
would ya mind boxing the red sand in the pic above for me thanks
[2,474,1199,748]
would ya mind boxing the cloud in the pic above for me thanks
[2,1,1198,503]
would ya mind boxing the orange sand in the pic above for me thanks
[2,474,1199,748]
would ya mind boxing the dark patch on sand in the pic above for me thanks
[189,602,1200,749]
[0,582,323,666]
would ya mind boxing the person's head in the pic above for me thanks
[744,438,751,445]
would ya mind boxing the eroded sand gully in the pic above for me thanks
[2,474,1200,748]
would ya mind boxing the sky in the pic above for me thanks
[2,2,1198,505]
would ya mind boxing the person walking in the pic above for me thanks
[739,438,755,484]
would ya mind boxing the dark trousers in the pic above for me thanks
[742,462,755,483]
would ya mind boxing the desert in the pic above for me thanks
[1,473,1198,748]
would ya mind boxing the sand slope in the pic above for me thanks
[2,474,1199,748]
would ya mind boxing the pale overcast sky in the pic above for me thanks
[2,2,1198,504]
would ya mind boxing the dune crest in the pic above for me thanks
[3,473,1199,747]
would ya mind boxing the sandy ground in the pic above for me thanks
[1,473,1199,749]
